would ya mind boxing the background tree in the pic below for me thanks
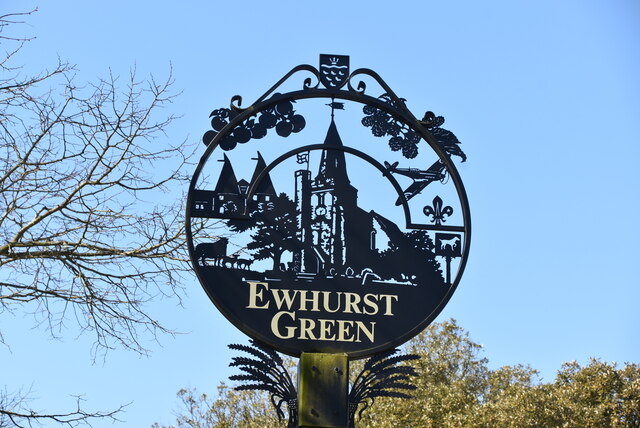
[1,9,193,426]
[159,319,640,428]
[359,320,492,427]
[151,385,281,428]
[0,9,190,357]
[0,387,124,428]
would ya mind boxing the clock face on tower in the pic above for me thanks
[315,205,327,216]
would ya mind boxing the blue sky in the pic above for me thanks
[2,1,639,426]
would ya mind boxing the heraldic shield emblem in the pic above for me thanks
[319,54,349,89]
[186,55,471,358]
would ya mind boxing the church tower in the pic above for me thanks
[295,119,361,274]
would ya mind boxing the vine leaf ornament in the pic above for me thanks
[228,340,298,426]
[361,94,467,163]
[423,195,454,226]
[420,111,467,162]
[348,349,420,427]
[363,101,468,206]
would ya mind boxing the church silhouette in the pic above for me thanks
[193,119,409,280]
[292,119,402,278]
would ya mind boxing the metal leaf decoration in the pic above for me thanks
[348,349,420,426]
[361,94,467,162]
[420,111,467,162]
[228,340,298,426]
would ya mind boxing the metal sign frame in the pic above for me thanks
[186,54,471,359]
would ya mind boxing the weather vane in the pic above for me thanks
[326,98,345,119]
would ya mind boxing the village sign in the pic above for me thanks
[185,54,470,360]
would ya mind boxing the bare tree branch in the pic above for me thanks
[0,11,201,426]
[0,10,37,42]
[0,388,126,428]
[0,12,196,358]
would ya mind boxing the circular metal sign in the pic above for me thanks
[186,55,470,358]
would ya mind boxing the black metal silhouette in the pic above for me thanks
[348,349,420,427]
[361,95,464,162]
[384,160,447,205]
[188,53,472,428]
[203,97,306,150]
[228,342,419,428]
[195,122,448,290]
[362,94,421,159]
[186,54,472,359]
[360,95,466,209]
[435,232,462,285]
[228,340,298,427]
[423,196,454,226]
[319,54,350,89]
[420,111,467,162]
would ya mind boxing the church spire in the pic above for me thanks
[315,119,351,185]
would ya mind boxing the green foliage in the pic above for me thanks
[358,320,490,427]
[157,320,640,428]
[151,385,282,428]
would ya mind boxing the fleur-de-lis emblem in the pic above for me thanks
[423,196,453,226]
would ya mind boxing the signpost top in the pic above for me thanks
[186,54,470,358]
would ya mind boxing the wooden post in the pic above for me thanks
[298,353,349,427]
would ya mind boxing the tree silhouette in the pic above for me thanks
[242,193,299,271]
[376,230,444,285]
[226,193,298,271]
